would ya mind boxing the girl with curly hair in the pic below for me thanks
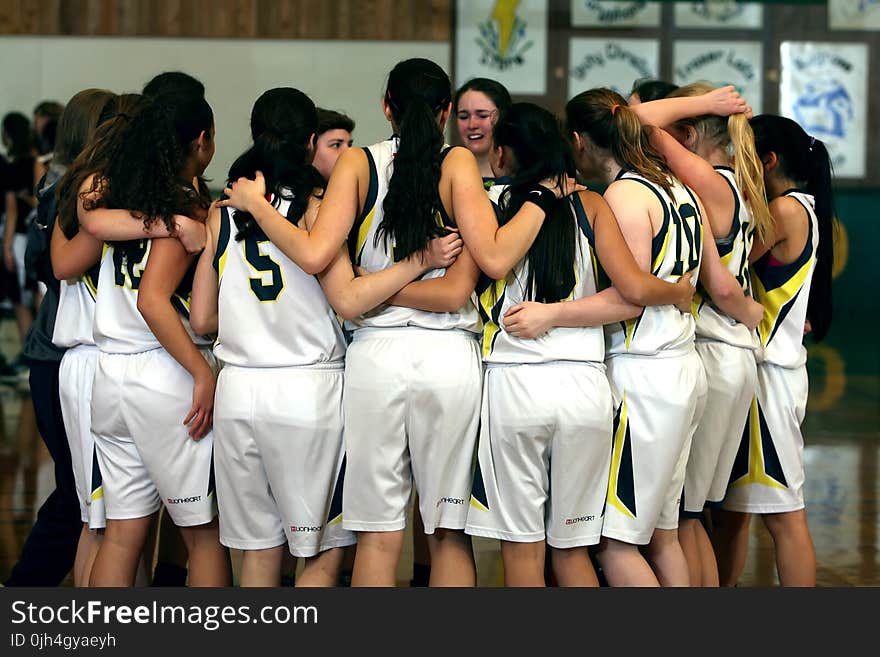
[56,93,228,586]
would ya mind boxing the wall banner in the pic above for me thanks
[673,40,763,114]
[674,2,763,29]
[571,1,661,28]
[780,41,867,178]
[569,38,660,99]
[829,0,880,30]
[455,0,548,95]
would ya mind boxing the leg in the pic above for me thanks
[351,530,404,587]
[501,541,546,587]
[5,362,81,586]
[678,518,703,587]
[281,551,298,587]
[90,514,156,586]
[695,518,719,586]
[594,537,660,587]
[762,510,815,586]
[646,528,690,587]
[426,528,475,587]
[298,547,344,587]
[711,509,751,586]
[178,518,231,587]
[410,496,431,587]
[239,545,284,587]
[73,524,104,587]
[550,547,600,587]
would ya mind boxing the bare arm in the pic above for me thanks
[632,85,748,127]
[137,239,214,439]
[698,216,764,329]
[309,197,462,320]
[647,128,735,237]
[384,245,481,313]
[217,150,364,275]
[189,207,221,336]
[446,148,583,279]
[51,219,102,281]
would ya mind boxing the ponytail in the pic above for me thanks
[376,58,453,260]
[566,88,673,195]
[805,137,835,342]
[750,114,835,342]
[378,95,446,258]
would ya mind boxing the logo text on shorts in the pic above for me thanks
[167,495,202,504]
[437,497,465,507]
[565,515,595,525]
[290,525,322,533]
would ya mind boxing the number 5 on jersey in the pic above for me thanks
[244,237,284,302]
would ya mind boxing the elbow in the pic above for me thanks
[300,249,332,276]
[711,279,740,306]
[438,287,473,313]
[482,261,510,281]
[136,292,161,323]
[616,280,649,307]
[189,312,212,337]
[335,303,360,322]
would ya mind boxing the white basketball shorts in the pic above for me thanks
[342,328,481,534]
[465,362,612,548]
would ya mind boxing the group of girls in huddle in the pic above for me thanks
[50,58,834,588]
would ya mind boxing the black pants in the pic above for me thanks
[4,360,81,586]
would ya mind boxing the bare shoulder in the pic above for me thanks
[577,189,611,214]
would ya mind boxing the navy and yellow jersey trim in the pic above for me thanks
[713,166,741,257]
[478,277,508,359]
[170,261,198,319]
[614,170,673,275]
[728,397,788,490]
[90,445,103,502]
[326,456,345,526]
[348,147,379,266]
[751,196,813,348]
[81,266,99,301]
[213,206,231,277]
[470,457,490,512]
[607,394,637,519]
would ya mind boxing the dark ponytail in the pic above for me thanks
[495,103,578,303]
[750,114,835,341]
[377,58,452,260]
[227,88,325,241]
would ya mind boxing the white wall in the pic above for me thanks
[0,36,450,184]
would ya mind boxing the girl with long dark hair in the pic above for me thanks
[463,103,695,586]
[189,87,457,587]
[716,115,835,587]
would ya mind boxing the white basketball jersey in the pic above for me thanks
[93,240,210,354]
[751,190,819,368]
[692,167,756,349]
[344,138,481,333]
[53,267,99,348]
[212,201,346,367]
[606,171,703,357]
[480,189,604,364]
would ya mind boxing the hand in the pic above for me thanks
[174,215,207,254]
[803,319,812,335]
[3,247,14,273]
[742,298,765,330]
[183,367,215,440]
[674,271,696,313]
[705,85,749,117]
[422,229,463,270]
[540,175,587,200]
[218,171,267,214]
[503,301,556,339]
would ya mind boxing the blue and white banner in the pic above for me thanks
[456,0,548,95]
[568,38,660,99]
[780,42,867,178]
[829,0,880,30]
[673,41,763,114]
[674,2,763,29]
[571,1,661,28]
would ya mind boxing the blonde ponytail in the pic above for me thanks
[727,113,773,243]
